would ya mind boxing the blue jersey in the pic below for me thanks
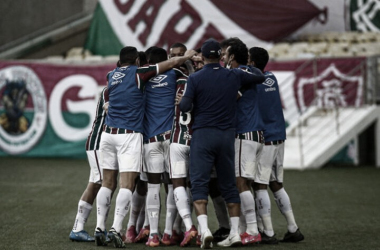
[183,63,265,131]
[143,68,185,141]
[106,64,158,133]
[236,65,264,134]
[257,71,286,141]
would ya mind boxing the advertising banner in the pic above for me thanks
[0,57,366,157]
[0,61,112,157]
[85,0,380,56]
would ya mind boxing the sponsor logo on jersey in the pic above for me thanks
[0,66,47,154]
[263,78,275,87]
[110,72,125,85]
[263,78,277,92]
[151,75,168,88]
[112,72,125,80]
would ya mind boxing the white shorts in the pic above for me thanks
[169,143,190,179]
[140,171,148,182]
[235,139,263,180]
[255,142,285,184]
[143,140,170,173]
[86,150,102,184]
[99,132,143,173]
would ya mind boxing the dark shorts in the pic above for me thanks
[189,127,240,203]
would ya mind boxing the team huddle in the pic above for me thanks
[69,37,304,249]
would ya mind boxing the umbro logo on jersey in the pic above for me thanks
[112,72,125,80]
[151,75,167,83]
[263,78,275,87]
[151,74,168,88]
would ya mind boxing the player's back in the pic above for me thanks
[236,65,264,134]
[257,71,286,141]
[143,68,178,140]
[106,66,144,133]
[188,64,248,130]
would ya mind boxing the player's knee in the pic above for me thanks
[253,182,268,191]
[269,181,283,193]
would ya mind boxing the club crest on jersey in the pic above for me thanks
[0,66,47,154]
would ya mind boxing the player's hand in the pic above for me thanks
[103,102,109,113]
[175,92,183,105]
[185,49,197,60]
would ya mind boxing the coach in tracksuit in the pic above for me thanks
[180,38,265,248]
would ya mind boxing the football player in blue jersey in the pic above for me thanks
[94,46,196,248]
[142,47,192,247]
[249,47,304,244]
[222,41,264,246]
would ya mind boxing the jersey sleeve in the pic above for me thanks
[237,67,265,87]
[183,75,195,100]
[173,68,187,79]
[102,87,109,103]
[135,64,159,91]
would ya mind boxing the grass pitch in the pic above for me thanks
[0,157,379,250]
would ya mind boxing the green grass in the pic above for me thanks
[0,157,379,250]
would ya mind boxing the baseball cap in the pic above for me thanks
[201,38,221,58]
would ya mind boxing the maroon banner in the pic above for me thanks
[267,57,366,113]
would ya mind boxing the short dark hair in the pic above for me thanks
[145,46,159,62]
[228,43,248,66]
[119,46,138,65]
[249,47,269,71]
[138,51,148,66]
[148,47,168,64]
[170,42,187,51]
[220,37,243,49]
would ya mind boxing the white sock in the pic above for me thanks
[239,214,246,234]
[136,203,145,232]
[256,213,264,233]
[111,188,132,233]
[186,186,193,214]
[212,196,230,229]
[230,217,240,235]
[273,188,298,233]
[143,205,149,227]
[197,214,208,234]
[73,200,92,232]
[96,187,112,231]
[147,183,161,235]
[174,186,193,231]
[164,184,178,235]
[240,191,258,235]
[255,190,274,236]
[173,213,183,232]
[127,191,146,228]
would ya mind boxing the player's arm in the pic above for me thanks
[179,76,195,112]
[157,50,198,74]
[238,66,265,86]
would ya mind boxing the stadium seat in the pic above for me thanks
[84,55,103,62]
[66,47,84,58]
